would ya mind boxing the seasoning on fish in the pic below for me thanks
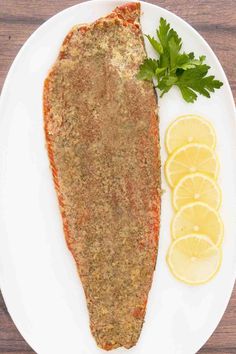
[43,2,161,350]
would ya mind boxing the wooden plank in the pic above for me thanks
[0,1,235,353]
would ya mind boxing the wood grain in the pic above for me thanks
[0,0,235,353]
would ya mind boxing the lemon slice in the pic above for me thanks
[166,234,222,285]
[165,143,219,187]
[165,115,216,154]
[172,201,223,246]
[173,173,221,211]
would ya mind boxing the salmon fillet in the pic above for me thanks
[43,2,161,350]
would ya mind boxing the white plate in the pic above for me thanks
[0,1,235,353]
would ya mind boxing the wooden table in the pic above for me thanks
[0,1,235,353]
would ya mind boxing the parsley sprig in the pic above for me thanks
[137,18,223,103]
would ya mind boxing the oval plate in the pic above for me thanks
[0,1,235,353]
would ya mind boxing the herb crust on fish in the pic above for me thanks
[43,2,161,350]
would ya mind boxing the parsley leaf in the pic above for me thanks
[158,75,178,96]
[145,35,163,55]
[137,17,223,103]
[136,58,158,80]
[177,65,223,102]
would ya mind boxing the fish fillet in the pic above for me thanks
[43,2,161,350]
